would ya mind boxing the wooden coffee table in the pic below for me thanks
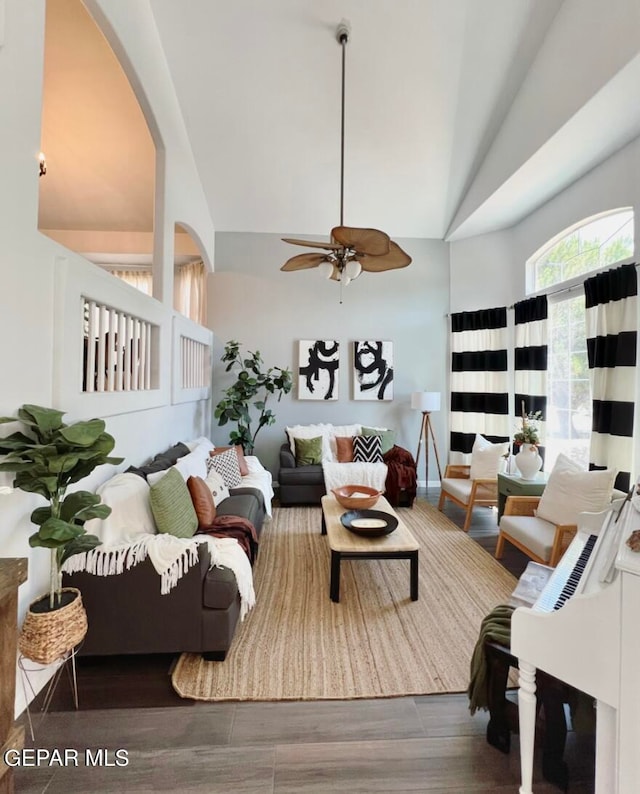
[321,494,419,603]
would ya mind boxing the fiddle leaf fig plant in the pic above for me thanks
[0,404,124,609]
[214,340,293,454]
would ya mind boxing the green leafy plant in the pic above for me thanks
[214,340,293,454]
[0,404,123,609]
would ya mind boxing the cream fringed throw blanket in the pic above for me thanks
[61,533,256,620]
[322,460,387,493]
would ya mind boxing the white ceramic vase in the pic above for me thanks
[515,444,542,480]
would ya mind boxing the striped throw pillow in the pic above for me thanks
[353,434,383,463]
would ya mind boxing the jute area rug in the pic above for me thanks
[171,500,516,702]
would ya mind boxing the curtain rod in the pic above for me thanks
[507,280,584,308]
[447,260,638,316]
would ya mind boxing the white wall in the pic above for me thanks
[450,133,640,309]
[449,228,517,313]
[450,0,640,237]
[511,136,640,267]
[208,233,450,485]
[0,0,215,712]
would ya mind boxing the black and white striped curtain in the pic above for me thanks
[584,262,637,492]
[450,307,510,464]
[514,295,548,464]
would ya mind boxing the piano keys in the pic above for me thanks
[532,532,598,613]
[511,496,640,793]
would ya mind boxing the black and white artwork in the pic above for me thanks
[298,340,339,400]
[353,340,393,401]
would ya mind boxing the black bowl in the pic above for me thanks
[340,509,398,537]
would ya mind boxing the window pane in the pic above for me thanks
[546,294,591,470]
[529,209,634,292]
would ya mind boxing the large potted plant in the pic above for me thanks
[214,340,293,454]
[0,404,123,664]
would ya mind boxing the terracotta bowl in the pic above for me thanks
[332,484,382,510]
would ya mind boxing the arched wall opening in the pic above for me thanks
[38,0,156,283]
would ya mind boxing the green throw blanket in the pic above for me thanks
[467,603,597,733]
[467,604,514,715]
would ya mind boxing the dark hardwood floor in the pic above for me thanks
[13,491,595,793]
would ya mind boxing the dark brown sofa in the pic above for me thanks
[63,442,267,661]
[278,440,417,507]
[278,442,326,505]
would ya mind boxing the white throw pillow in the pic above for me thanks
[286,424,332,461]
[536,453,616,526]
[147,442,210,485]
[204,469,230,506]
[83,472,156,546]
[184,436,215,452]
[469,434,509,480]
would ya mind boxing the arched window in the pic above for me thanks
[526,208,634,470]
[528,208,634,293]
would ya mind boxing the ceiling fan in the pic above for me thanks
[280,20,411,290]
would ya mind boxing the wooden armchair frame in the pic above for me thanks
[438,464,499,532]
[495,496,577,567]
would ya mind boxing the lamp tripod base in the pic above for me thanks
[415,411,442,488]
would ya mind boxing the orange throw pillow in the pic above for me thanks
[335,436,355,463]
[210,445,249,476]
[187,475,216,529]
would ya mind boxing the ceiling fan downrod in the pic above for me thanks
[278,18,411,289]
[336,20,350,229]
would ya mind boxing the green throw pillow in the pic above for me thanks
[295,436,323,466]
[361,427,395,455]
[149,467,198,538]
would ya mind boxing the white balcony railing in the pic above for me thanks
[54,256,212,417]
[83,299,155,393]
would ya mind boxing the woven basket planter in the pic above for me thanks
[19,587,87,665]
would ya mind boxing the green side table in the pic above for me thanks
[497,471,549,522]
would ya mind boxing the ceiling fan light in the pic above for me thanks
[318,261,334,279]
[345,260,362,280]
[342,276,351,286]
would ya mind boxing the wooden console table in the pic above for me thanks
[0,558,28,794]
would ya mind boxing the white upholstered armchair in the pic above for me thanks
[438,464,499,532]
[438,434,509,532]
[495,453,617,567]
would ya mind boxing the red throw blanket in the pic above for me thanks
[383,445,417,507]
[197,515,259,565]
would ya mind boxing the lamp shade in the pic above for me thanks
[411,391,441,412]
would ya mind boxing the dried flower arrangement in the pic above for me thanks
[513,401,543,446]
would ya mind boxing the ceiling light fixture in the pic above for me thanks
[280,20,411,302]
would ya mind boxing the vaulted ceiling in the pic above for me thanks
[38,0,640,250]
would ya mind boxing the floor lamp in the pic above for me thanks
[411,391,442,486]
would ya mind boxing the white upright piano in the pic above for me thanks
[511,494,640,794]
